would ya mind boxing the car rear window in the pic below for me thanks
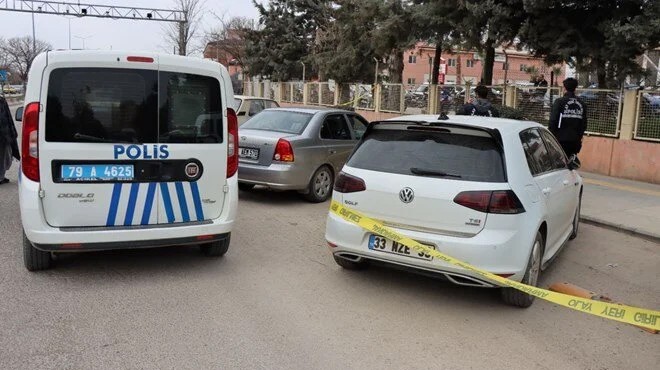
[240,110,312,134]
[347,128,506,182]
[45,68,222,144]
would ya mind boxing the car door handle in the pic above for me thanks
[328,149,337,154]
[562,180,570,186]
[542,187,552,195]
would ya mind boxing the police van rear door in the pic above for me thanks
[40,53,164,228]
[154,63,227,225]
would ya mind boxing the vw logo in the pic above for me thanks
[184,162,200,179]
[399,187,414,203]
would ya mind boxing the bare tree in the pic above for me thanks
[206,14,257,68]
[0,36,51,84]
[163,0,205,56]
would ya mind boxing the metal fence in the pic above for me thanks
[320,82,335,106]
[514,87,561,125]
[338,83,375,110]
[380,84,404,113]
[307,83,320,105]
[404,84,430,114]
[634,91,660,142]
[243,80,654,142]
[575,88,622,137]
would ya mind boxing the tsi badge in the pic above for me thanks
[114,144,169,160]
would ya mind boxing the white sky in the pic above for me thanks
[0,0,260,54]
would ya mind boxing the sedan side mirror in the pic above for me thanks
[567,155,581,171]
[15,106,24,122]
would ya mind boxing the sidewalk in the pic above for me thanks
[580,171,660,242]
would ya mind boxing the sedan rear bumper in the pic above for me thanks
[238,162,310,191]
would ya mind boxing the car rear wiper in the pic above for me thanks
[73,133,132,143]
[410,167,462,178]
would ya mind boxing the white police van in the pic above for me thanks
[16,50,239,271]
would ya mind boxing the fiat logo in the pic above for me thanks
[185,162,200,179]
[399,187,414,203]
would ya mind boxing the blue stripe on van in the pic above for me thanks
[123,183,140,226]
[141,183,157,225]
[190,182,204,221]
[160,183,175,223]
[175,182,190,222]
[106,183,123,226]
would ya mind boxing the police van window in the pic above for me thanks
[45,68,158,143]
[159,72,223,144]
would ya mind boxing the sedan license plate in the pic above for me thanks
[60,164,134,182]
[368,235,435,261]
[239,147,259,160]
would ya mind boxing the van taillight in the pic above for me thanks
[227,108,239,178]
[21,102,40,182]
[453,190,525,214]
[273,139,294,162]
[334,172,366,193]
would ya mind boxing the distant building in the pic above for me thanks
[403,42,566,86]
[203,29,245,92]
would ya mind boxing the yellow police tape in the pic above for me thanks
[329,200,660,331]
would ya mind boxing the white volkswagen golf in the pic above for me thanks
[325,115,582,307]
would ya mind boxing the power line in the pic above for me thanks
[0,1,186,23]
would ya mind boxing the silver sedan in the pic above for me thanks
[237,107,369,202]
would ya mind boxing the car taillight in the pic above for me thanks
[273,138,294,162]
[21,102,40,182]
[334,172,366,193]
[453,190,525,214]
[227,108,239,178]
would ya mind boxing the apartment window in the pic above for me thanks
[520,64,528,72]
[447,59,456,67]
[407,78,416,85]
[466,59,475,68]
[408,55,417,63]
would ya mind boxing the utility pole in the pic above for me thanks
[300,61,306,82]
[31,11,36,50]
[373,57,379,85]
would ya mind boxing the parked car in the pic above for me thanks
[238,107,369,202]
[233,95,279,125]
[326,114,582,307]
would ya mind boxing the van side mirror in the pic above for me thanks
[567,155,581,171]
[15,106,24,122]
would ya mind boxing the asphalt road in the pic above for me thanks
[1,105,659,369]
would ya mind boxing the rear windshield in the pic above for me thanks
[240,110,312,134]
[45,68,223,144]
[347,128,506,182]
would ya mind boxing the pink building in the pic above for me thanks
[403,42,566,86]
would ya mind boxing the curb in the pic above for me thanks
[581,215,660,243]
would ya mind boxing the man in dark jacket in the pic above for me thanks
[549,78,587,157]
[0,96,20,184]
[458,85,500,117]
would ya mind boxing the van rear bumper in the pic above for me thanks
[19,176,238,249]
[32,232,230,252]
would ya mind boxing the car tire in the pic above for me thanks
[200,235,230,257]
[303,165,334,203]
[569,193,581,240]
[23,232,52,271]
[500,231,543,308]
[333,254,367,270]
[238,183,255,191]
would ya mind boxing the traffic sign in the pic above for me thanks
[0,70,7,82]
